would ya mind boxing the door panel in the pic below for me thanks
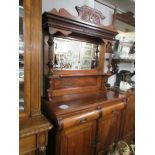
[123,94,135,140]
[59,121,96,155]
[96,111,121,154]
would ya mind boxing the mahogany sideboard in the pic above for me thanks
[41,6,135,155]
[42,91,128,155]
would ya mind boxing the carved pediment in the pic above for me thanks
[49,5,105,26]
[43,6,117,40]
[76,5,105,25]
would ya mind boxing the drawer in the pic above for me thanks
[61,110,99,129]
[20,135,36,154]
[101,102,125,116]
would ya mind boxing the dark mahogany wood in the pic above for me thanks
[122,92,135,142]
[42,8,118,40]
[96,111,121,154]
[42,90,126,155]
[41,6,133,155]
[42,8,118,101]
[114,10,135,27]
[58,120,96,155]
[43,91,126,117]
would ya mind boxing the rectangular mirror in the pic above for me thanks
[53,37,99,70]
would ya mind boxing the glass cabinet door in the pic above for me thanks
[19,0,31,117]
[19,0,24,111]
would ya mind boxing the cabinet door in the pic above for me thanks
[19,0,41,118]
[122,94,135,141]
[59,121,96,155]
[96,111,121,154]
[19,0,31,117]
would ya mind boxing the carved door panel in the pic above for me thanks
[96,111,121,154]
[59,121,96,155]
[96,150,104,155]
[123,94,135,140]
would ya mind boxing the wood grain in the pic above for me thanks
[19,1,52,155]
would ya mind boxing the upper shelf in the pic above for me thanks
[112,58,135,63]
[50,72,111,79]
[106,58,134,64]
[115,11,135,27]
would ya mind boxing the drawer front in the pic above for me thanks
[61,110,99,129]
[20,132,48,155]
[20,135,36,154]
[101,102,125,116]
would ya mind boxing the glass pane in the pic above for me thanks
[53,37,98,70]
[19,0,24,111]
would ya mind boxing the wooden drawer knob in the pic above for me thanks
[79,118,87,124]
[112,109,117,113]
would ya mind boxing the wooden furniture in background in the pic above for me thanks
[112,9,135,140]
[115,11,135,27]
[19,0,52,154]
[122,91,135,142]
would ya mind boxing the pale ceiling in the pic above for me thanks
[96,0,135,14]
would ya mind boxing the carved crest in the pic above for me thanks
[76,5,105,25]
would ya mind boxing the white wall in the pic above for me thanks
[42,0,86,16]
[96,0,135,14]
[94,1,114,26]
[42,0,114,26]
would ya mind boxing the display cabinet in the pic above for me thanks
[19,0,52,154]
[111,10,135,143]
[111,10,135,74]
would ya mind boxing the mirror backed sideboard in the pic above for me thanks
[41,5,135,155]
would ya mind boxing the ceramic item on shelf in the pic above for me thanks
[120,81,132,91]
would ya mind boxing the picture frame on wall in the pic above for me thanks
[81,58,92,69]
[83,49,92,57]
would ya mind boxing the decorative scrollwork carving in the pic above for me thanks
[76,5,105,25]
[47,59,54,76]
[38,146,46,155]
[39,146,46,151]
[47,34,54,76]
[47,35,54,46]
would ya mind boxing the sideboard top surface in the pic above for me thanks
[44,90,126,117]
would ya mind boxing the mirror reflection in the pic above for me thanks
[19,0,24,111]
[53,37,99,70]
